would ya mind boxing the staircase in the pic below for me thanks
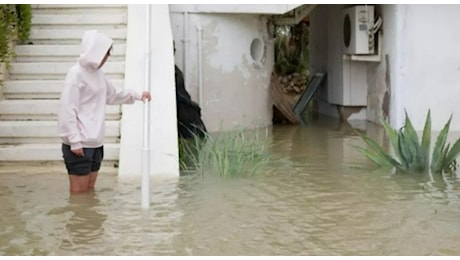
[0,4,128,163]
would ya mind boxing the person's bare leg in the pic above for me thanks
[88,171,98,190]
[69,174,90,193]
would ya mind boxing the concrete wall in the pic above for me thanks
[309,4,367,121]
[309,5,337,118]
[170,4,301,14]
[170,9,274,132]
[366,5,401,128]
[391,5,460,131]
[366,4,460,131]
[310,4,460,131]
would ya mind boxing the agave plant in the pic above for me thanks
[354,110,460,174]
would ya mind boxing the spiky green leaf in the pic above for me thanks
[431,115,452,172]
[443,138,460,171]
[402,111,426,171]
[382,119,400,158]
[352,145,394,168]
[355,133,405,170]
[397,129,413,170]
[421,110,432,169]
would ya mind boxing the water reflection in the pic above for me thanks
[56,192,107,253]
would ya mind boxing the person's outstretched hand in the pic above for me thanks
[141,91,151,102]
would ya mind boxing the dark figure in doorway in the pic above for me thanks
[175,60,207,139]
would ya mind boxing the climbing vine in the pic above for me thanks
[0,4,32,65]
[15,4,32,43]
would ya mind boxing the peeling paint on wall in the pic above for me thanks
[366,51,389,125]
[170,12,274,132]
[382,54,391,121]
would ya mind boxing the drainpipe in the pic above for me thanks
[141,4,151,210]
[196,24,203,107]
[183,11,189,92]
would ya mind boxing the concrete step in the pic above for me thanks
[0,100,121,121]
[24,39,127,45]
[27,28,127,45]
[3,79,125,99]
[32,13,127,25]
[14,44,126,62]
[30,28,127,40]
[0,143,120,161]
[9,62,125,80]
[0,121,120,144]
[32,4,127,14]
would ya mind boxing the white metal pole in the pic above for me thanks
[141,4,151,210]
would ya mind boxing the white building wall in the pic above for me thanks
[392,5,460,131]
[311,4,460,131]
[310,4,367,120]
[366,5,404,128]
[170,4,301,14]
[367,4,460,131]
[170,10,274,132]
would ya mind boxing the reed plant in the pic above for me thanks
[179,127,277,178]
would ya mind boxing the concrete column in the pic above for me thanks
[119,4,179,177]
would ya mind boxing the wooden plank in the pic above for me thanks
[269,72,299,124]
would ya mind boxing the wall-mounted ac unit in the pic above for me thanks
[343,5,374,55]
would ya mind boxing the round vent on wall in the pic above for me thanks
[250,38,265,69]
[343,14,351,48]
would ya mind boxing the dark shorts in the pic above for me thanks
[61,144,104,176]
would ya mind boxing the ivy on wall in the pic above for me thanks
[0,4,32,65]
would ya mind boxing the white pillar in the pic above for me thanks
[119,4,179,178]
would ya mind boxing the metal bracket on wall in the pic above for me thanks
[273,4,317,25]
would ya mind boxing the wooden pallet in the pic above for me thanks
[269,72,300,124]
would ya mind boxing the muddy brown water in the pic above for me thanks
[1,117,460,255]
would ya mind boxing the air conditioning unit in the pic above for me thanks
[343,5,374,55]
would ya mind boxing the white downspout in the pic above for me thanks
[141,4,151,210]
[196,24,203,107]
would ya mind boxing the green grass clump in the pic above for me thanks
[179,127,277,178]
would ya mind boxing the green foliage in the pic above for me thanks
[0,5,16,64]
[274,22,309,76]
[179,128,278,178]
[0,4,32,65]
[354,109,460,174]
[15,5,32,42]
[430,115,460,173]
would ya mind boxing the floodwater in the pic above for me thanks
[1,117,460,256]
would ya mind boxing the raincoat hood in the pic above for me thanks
[78,30,113,70]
